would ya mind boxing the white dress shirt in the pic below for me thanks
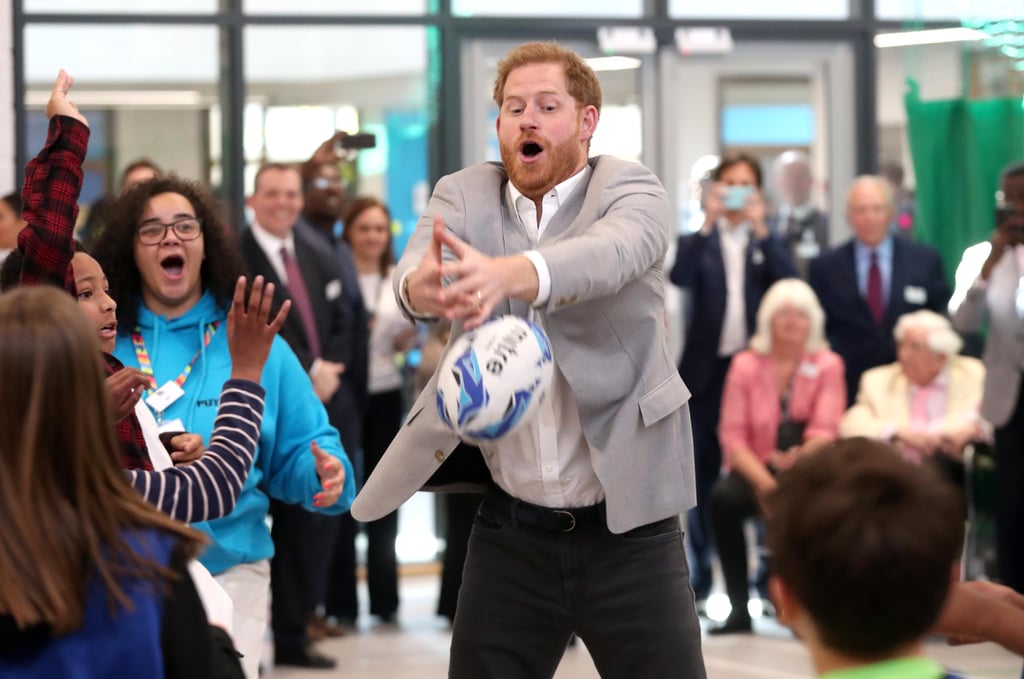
[486,167,605,508]
[248,220,296,285]
[717,219,750,357]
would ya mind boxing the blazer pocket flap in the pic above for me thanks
[638,375,691,427]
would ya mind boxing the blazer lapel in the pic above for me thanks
[838,241,874,322]
[886,238,908,324]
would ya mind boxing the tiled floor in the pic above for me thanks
[265,575,1023,679]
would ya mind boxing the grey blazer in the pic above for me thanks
[351,155,697,533]
[950,241,1024,428]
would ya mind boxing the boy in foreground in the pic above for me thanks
[767,438,966,679]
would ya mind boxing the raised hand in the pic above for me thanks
[227,275,290,384]
[404,216,449,317]
[106,367,152,422]
[311,441,346,508]
[46,69,88,127]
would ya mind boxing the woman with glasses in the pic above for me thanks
[94,176,355,679]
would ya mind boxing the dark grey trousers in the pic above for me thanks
[449,495,707,679]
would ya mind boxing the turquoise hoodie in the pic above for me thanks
[113,291,355,574]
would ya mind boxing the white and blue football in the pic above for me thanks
[436,315,554,442]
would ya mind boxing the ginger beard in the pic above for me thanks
[500,118,585,201]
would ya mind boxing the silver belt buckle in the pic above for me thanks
[553,510,576,532]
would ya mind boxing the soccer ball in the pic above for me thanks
[435,315,554,442]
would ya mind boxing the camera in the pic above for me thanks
[722,185,755,211]
[334,133,376,154]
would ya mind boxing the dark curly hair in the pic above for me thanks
[93,176,244,332]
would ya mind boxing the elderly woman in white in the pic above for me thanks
[841,310,987,462]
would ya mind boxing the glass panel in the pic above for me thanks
[245,29,433,565]
[25,0,216,13]
[244,0,427,14]
[23,25,219,209]
[669,0,847,19]
[453,0,642,17]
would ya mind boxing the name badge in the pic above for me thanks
[904,285,927,305]
[795,240,820,260]
[799,360,820,379]
[157,418,186,435]
[325,279,342,301]
[146,381,185,415]
[751,248,765,265]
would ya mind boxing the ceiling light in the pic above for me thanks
[874,27,989,48]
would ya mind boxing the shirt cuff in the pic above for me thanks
[309,358,324,379]
[522,250,551,307]
[397,271,436,321]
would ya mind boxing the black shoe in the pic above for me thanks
[708,614,753,636]
[275,644,337,669]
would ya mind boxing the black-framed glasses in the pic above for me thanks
[136,218,203,245]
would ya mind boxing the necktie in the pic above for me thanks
[280,246,321,358]
[866,250,884,324]
[904,384,933,465]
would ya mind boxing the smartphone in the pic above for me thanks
[334,133,376,153]
[722,185,755,211]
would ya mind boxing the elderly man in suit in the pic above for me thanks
[841,310,986,470]
[810,176,951,406]
[240,163,353,669]
[352,42,705,678]
[670,153,796,607]
[949,161,1024,593]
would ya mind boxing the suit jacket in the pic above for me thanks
[296,219,371,416]
[950,242,1024,428]
[719,349,846,466]
[840,356,986,438]
[809,237,951,405]
[671,226,797,397]
[769,207,829,279]
[351,156,696,534]
[239,225,358,447]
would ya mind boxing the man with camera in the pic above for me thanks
[669,153,796,610]
[950,161,1024,594]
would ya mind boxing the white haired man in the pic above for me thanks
[841,309,987,464]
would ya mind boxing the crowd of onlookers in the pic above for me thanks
[3,60,1024,679]
[671,149,1024,636]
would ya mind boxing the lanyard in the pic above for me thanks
[131,322,219,398]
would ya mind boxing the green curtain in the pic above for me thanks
[904,79,1024,280]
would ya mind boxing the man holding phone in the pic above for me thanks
[669,153,796,610]
[950,161,1024,594]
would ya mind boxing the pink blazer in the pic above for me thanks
[719,349,847,467]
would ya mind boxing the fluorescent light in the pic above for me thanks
[584,56,642,72]
[874,27,989,48]
[24,89,204,108]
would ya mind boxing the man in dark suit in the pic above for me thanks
[770,150,829,279]
[670,153,797,611]
[297,155,373,634]
[240,162,353,669]
[809,175,951,406]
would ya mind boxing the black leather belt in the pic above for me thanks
[482,485,606,533]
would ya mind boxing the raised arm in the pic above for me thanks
[127,276,289,522]
[18,70,89,292]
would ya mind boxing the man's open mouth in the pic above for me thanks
[520,141,544,158]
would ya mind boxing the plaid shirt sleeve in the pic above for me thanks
[17,114,90,294]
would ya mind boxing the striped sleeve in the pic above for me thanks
[127,379,265,523]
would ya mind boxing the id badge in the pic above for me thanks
[146,380,185,415]
[157,418,186,435]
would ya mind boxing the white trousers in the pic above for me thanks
[213,559,271,679]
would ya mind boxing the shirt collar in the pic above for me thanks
[250,220,296,257]
[507,165,590,214]
[820,657,945,679]
[854,235,893,260]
